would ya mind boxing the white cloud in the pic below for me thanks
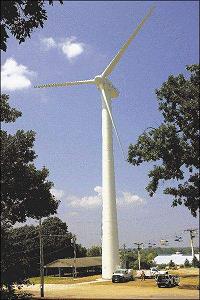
[67,186,144,208]
[51,188,65,199]
[40,36,85,61]
[1,58,34,91]
[67,188,102,208]
[118,192,144,206]
[59,37,85,60]
[41,37,57,50]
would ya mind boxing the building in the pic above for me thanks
[154,252,199,266]
[45,256,102,277]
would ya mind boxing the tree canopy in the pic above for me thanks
[128,65,199,217]
[1,217,87,298]
[87,245,102,257]
[1,94,59,225]
[1,0,63,51]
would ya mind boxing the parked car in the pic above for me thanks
[112,268,134,283]
[156,274,180,288]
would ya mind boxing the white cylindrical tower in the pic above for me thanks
[101,87,120,279]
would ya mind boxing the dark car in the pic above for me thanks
[156,274,180,288]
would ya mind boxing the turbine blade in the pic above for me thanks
[34,79,95,89]
[101,88,126,160]
[101,6,155,78]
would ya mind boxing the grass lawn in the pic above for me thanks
[170,267,199,276]
[29,268,199,287]
[23,269,199,299]
[29,274,101,284]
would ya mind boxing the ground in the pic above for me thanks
[21,268,199,299]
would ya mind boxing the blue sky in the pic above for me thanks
[1,1,199,249]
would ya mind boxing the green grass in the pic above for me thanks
[29,275,101,284]
[29,268,199,287]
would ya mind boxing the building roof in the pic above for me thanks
[45,256,102,268]
[154,253,199,265]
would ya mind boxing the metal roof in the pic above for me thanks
[45,256,102,268]
[154,253,199,265]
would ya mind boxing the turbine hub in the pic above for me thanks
[94,75,104,85]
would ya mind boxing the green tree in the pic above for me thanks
[41,217,86,264]
[1,95,59,298]
[1,217,87,291]
[75,243,87,258]
[119,249,137,269]
[87,245,102,257]
[1,94,59,225]
[146,252,157,266]
[192,256,199,268]
[128,65,199,217]
[1,224,38,286]
[1,0,63,51]
[157,264,167,270]
[139,251,155,269]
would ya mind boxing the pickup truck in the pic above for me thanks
[112,268,134,283]
[136,267,167,279]
[156,274,180,288]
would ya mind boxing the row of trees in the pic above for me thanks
[1,92,63,298]
[120,248,199,270]
[1,217,87,289]
[168,257,199,269]
[87,245,157,269]
[86,245,199,270]
[1,2,64,298]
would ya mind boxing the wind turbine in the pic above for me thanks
[35,6,155,279]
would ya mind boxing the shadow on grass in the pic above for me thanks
[1,288,33,299]
[178,284,199,290]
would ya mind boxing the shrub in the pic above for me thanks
[168,260,175,268]
[184,259,191,268]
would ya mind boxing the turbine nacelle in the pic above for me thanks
[94,75,119,99]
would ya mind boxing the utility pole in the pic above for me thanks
[184,229,198,258]
[39,218,44,298]
[123,244,126,268]
[134,242,143,270]
[71,235,77,278]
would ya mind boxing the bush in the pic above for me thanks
[192,256,200,268]
[157,264,167,270]
[184,259,191,268]
[168,260,175,268]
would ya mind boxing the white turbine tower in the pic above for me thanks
[35,7,155,279]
